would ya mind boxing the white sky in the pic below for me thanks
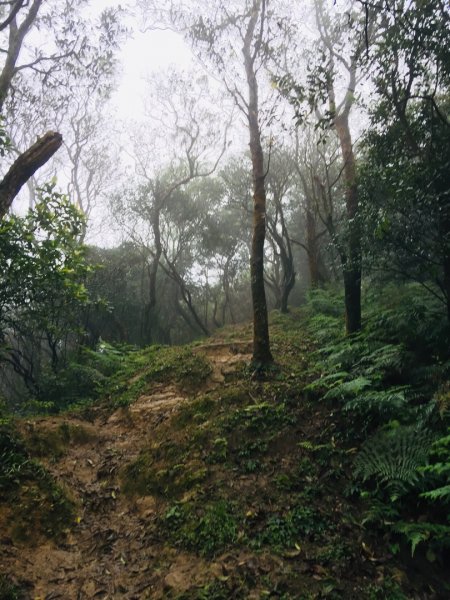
[113,30,194,118]
[90,1,194,119]
[8,0,370,245]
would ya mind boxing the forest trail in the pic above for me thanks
[1,339,253,599]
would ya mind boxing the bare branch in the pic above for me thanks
[0,131,63,219]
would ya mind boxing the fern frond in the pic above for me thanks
[324,376,372,401]
[327,340,369,370]
[358,343,407,377]
[307,314,342,343]
[394,521,450,555]
[304,371,350,393]
[419,428,450,502]
[344,388,407,417]
[420,485,450,502]
[354,426,434,498]
[360,497,399,526]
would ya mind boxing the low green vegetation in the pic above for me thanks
[0,422,75,543]
[304,285,450,565]
[118,283,449,596]
[163,499,239,557]
[0,575,21,600]
[108,344,212,406]
[24,421,96,460]
[1,283,449,597]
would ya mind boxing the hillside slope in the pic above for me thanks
[0,314,446,599]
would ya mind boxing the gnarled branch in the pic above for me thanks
[0,130,63,219]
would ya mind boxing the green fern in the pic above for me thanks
[343,388,407,417]
[306,287,344,318]
[325,339,368,370]
[354,426,434,499]
[394,521,450,556]
[307,313,343,343]
[360,496,400,526]
[304,371,350,394]
[421,484,450,501]
[358,343,407,378]
[419,429,450,503]
[324,376,372,401]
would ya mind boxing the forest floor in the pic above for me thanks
[0,316,445,599]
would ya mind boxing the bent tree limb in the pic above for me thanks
[0,131,63,219]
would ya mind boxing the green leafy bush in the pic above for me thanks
[163,500,239,557]
[419,428,450,505]
[37,363,107,411]
[305,285,450,564]
[0,424,75,542]
[109,345,211,406]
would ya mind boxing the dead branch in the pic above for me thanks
[0,130,63,219]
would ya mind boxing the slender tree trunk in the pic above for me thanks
[0,0,43,112]
[162,254,209,337]
[143,205,162,343]
[279,208,295,313]
[440,205,450,324]
[335,114,361,333]
[444,263,450,324]
[223,257,236,324]
[271,221,295,313]
[306,204,321,288]
[280,268,295,313]
[212,297,221,329]
[243,1,273,366]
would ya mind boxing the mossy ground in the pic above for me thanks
[108,344,212,406]
[117,312,420,598]
[0,423,76,545]
[0,310,445,598]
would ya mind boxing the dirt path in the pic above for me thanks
[2,341,252,599]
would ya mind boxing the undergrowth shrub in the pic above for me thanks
[32,342,130,414]
[252,504,327,552]
[109,344,212,406]
[354,425,434,500]
[0,575,21,600]
[0,424,75,541]
[162,500,239,557]
[305,283,450,567]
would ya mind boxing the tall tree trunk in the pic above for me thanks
[143,204,162,343]
[280,268,295,314]
[243,1,273,366]
[222,257,236,324]
[444,260,450,324]
[335,114,361,333]
[162,253,210,337]
[275,220,295,313]
[306,204,321,288]
[439,197,450,324]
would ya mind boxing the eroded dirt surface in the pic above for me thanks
[1,341,252,599]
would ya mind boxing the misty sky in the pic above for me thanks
[93,1,194,119]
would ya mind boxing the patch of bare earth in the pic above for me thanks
[1,341,252,599]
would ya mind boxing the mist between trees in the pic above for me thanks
[0,0,449,402]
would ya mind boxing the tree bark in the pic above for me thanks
[0,0,43,111]
[161,252,210,337]
[306,206,320,287]
[268,224,295,313]
[143,203,163,344]
[243,0,273,366]
[0,131,63,219]
[335,114,361,333]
